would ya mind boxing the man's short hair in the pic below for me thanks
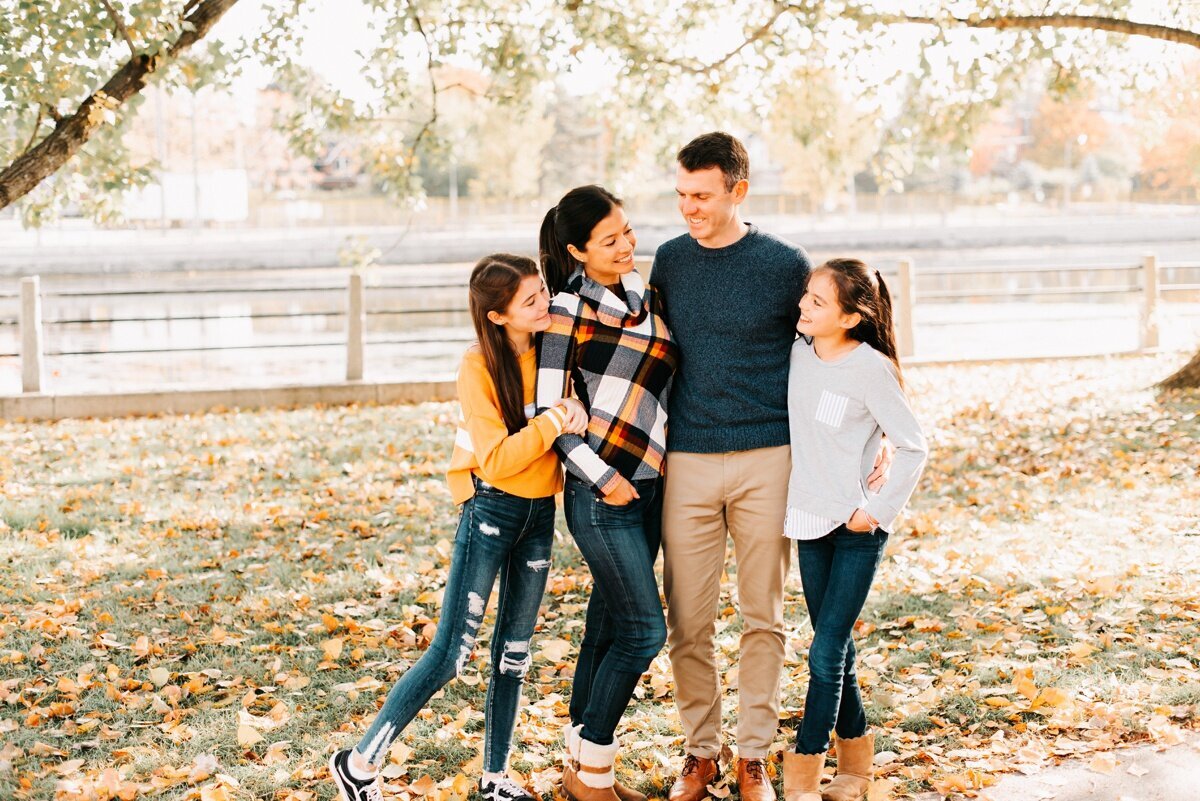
[677,131,749,192]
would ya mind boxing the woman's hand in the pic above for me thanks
[552,398,590,435]
[846,508,876,533]
[600,475,640,506]
[866,439,895,492]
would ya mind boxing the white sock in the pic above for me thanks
[347,750,377,781]
[482,771,507,785]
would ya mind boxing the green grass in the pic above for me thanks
[1,354,1198,799]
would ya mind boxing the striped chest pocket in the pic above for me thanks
[814,390,850,428]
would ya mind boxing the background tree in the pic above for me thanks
[766,67,880,212]
[0,0,241,221]
[5,0,1199,216]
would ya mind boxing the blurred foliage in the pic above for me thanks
[1,0,1198,225]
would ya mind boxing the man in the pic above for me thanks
[650,132,889,801]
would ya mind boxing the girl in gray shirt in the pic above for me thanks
[781,259,927,801]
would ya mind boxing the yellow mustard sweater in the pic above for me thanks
[446,346,566,505]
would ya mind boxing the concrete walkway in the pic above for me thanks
[915,737,1200,801]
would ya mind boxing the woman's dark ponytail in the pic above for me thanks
[539,206,575,297]
[539,185,622,296]
[819,259,905,389]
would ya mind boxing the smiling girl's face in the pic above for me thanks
[488,274,552,335]
[797,269,859,338]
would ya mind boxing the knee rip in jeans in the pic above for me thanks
[497,640,532,677]
[525,558,551,571]
[455,592,486,675]
[478,520,501,536]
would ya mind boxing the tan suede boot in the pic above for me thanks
[564,724,647,801]
[782,752,825,801]
[563,736,622,801]
[821,733,874,801]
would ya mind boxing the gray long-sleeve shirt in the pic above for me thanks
[787,338,928,532]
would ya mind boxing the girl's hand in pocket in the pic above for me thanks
[846,509,876,533]
[600,475,639,506]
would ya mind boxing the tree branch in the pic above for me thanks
[408,3,439,160]
[99,0,137,57]
[21,107,44,158]
[650,3,792,75]
[859,12,1200,51]
[0,0,239,210]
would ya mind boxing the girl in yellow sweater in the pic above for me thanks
[331,253,586,801]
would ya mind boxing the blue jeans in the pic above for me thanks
[355,481,555,772]
[564,475,666,745]
[794,525,889,755]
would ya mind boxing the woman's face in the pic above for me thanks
[569,206,637,285]
[491,274,551,334]
[797,270,857,337]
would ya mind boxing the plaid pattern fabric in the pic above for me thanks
[536,267,679,493]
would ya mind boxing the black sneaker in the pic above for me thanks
[329,749,383,801]
[480,776,536,801]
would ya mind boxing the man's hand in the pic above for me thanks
[866,439,895,492]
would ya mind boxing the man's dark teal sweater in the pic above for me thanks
[650,224,811,453]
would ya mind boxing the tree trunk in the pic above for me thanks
[0,0,240,211]
[1160,348,1200,390]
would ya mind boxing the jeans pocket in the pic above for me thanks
[591,493,639,526]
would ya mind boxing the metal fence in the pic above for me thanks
[5,255,1198,395]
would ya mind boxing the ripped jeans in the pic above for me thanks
[355,478,555,772]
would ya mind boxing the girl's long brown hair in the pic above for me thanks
[817,258,904,388]
[469,253,541,433]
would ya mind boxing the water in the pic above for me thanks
[2,256,1198,397]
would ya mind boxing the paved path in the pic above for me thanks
[915,737,1200,800]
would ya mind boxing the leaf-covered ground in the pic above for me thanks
[1,354,1198,801]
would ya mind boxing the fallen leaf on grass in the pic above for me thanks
[236,725,263,747]
[322,637,344,660]
[410,774,437,795]
[264,740,290,764]
[538,639,572,662]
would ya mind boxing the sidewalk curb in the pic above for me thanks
[0,349,1188,422]
[0,379,457,421]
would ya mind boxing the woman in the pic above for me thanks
[536,186,679,801]
[330,253,588,801]
[780,259,927,801]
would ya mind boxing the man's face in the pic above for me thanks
[675,165,745,245]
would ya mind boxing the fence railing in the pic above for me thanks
[5,255,1198,395]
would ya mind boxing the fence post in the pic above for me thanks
[895,258,916,359]
[346,272,365,381]
[1140,254,1159,351]
[20,276,45,394]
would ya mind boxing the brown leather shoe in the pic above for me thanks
[737,758,776,801]
[668,754,719,801]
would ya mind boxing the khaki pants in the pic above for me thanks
[662,445,791,760]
